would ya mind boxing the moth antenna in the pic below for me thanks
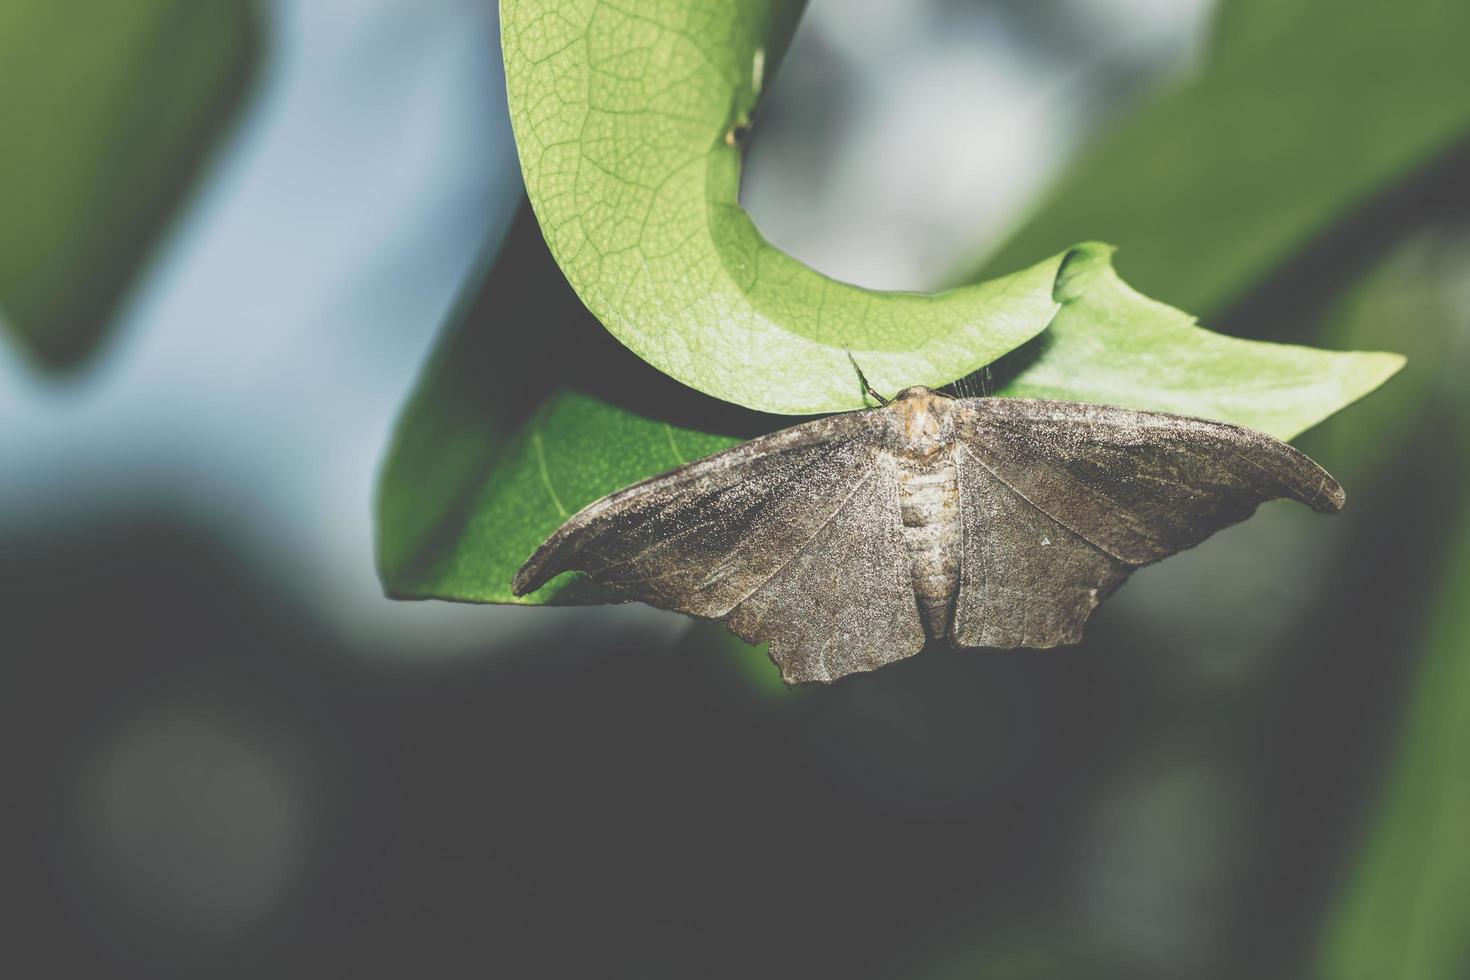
[845,348,889,406]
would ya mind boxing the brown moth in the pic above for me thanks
[513,387,1345,684]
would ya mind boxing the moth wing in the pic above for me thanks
[513,411,925,683]
[720,451,926,684]
[951,397,1345,649]
[952,444,1130,649]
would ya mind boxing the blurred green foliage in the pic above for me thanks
[0,0,257,367]
[1321,495,1470,980]
[974,0,1470,319]
[1310,221,1470,980]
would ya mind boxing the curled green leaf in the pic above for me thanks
[503,0,1070,414]
[377,211,1400,607]
[379,1,1405,608]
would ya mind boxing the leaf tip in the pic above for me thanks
[1341,348,1408,398]
[1373,350,1409,378]
[1055,241,1119,301]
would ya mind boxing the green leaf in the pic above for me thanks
[1317,503,1470,980]
[377,206,758,606]
[1002,245,1403,442]
[1308,220,1470,980]
[501,0,1072,414]
[969,0,1470,318]
[376,210,1399,606]
[0,0,258,368]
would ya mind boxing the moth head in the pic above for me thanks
[888,386,956,457]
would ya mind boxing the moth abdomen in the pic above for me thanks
[897,450,962,640]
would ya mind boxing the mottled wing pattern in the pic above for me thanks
[951,398,1345,649]
[513,412,925,683]
[952,445,1130,648]
[721,452,925,684]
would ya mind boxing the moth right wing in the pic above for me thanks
[951,444,1131,649]
[513,412,926,684]
[951,397,1345,650]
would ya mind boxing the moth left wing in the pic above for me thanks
[951,397,1345,649]
[718,451,926,684]
[513,412,926,682]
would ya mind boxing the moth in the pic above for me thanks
[514,386,1344,684]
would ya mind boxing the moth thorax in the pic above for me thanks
[889,387,956,459]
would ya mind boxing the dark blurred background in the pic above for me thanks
[3,1,1467,978]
